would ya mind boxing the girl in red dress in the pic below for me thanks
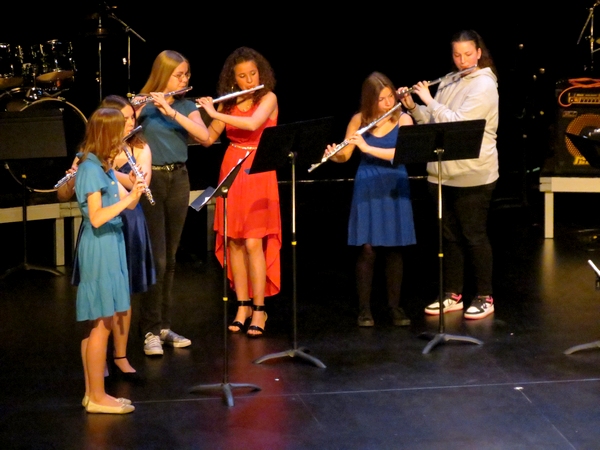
[197,47,280,337]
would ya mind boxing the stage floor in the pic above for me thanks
[1,180,600,449]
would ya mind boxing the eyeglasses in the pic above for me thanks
[172,72,191,81]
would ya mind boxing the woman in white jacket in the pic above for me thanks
[398,29,498,320]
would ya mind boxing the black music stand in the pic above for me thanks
[0,109,66,280]
[394,119,486,354]
[249,117,334,368]
[188,152,260,406]
[563,133,600,355]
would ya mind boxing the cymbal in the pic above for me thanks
[0,77,23,90]
[81,12,121,38]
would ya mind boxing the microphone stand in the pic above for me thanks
[577,1,600,72]
[106,9,146,99]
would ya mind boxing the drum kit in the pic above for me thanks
[0,3,147,193]
[0,39,88,192]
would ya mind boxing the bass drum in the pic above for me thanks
[1,89,87,192]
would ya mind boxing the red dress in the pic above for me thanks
[213,103,282,297]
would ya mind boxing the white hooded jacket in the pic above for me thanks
[410,67,499,187]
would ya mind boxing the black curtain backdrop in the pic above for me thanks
[0,1,596,182]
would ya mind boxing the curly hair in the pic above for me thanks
[359,72,401,127]
[217,47,276,113]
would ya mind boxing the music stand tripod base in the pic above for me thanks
[394,119,486,354]
[253,347,326,368]
[564,341,600,355]
[188,152,261,406]
[248,118,333,369]
[420,331,483,355]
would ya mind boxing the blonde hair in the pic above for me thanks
[140,50,189,94]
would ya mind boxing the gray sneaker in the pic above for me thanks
[144,332,163,356]
[390,307,411,327]
[160,329,191,348]
[357,307,374,327]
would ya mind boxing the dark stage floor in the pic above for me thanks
[2,179,600,450]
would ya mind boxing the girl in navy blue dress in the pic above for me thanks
[100,95,155,380]
[76,108,145,414]
[324,72,417,327]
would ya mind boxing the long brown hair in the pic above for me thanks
[79,108,125,171]
[217,47,275,113]
[140,50,189,94]
[451,30,498,78]
[359,72,401,127]
[100,95,145,148]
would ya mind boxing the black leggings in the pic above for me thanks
[356,244,404,310]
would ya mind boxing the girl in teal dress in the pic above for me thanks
[75,108,145,414]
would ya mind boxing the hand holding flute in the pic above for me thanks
[195,85,265,115]
[396,65,477,111]
[121,144,155,205]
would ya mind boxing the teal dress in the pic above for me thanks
[74,153,130,321]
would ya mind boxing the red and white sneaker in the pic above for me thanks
[464,295,494,320]
[424,293,463,315]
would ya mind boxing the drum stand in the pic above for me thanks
[104,8,146,98]
[189,153,260,406]
[247,118,333,368]
[0,108,68,280]
[394,120,486,354]
[577,1,600,72]
[0,167,62,280]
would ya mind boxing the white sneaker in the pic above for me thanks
[144,332,164,356]
[424,293,463,315]
[464,295,494,320]
[160,329,191,348]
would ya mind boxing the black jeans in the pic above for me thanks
[428,181,496,296]
[139,167,190,336]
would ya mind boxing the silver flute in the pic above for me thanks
[308,102,404,173]
[130,86,193,107]
[195,85,264,108]
[308,65,477,173]
[54,125,146,190]
[120,126,155,205]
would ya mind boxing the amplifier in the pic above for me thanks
[542,105,600,176]
[566,91,600,105]
[556,78,600,108]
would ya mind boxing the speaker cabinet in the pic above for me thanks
[543,105,600,176]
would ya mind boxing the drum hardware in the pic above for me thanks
[577,1,600,71]
[84,4,146,102]
[35,40,76,85]
[0,92,87,192]
[0,43,23,90]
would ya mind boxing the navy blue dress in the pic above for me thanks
[347,123,417,247]
[117,161,156,294]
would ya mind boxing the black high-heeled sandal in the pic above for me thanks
[109,356,145,385]
[247,305,268,338]
[229,300,252,333]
